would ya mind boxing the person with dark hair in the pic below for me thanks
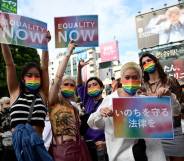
[48,41,91,161]
[77,59,108,161]
[139,52,184,161]
[0,31,53,161]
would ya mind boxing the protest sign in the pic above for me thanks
[0,12,48,50]
[55,15,98,48]
[113,96,173,139]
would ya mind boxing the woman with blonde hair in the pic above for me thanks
[88,62,166,161]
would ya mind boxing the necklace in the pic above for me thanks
[148,80,161,94]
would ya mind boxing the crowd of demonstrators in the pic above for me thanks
[0,96,17,161]
[139,52,184,161]
[88,62,167,161]
[77,59,109,161]
[0,28,184,161]
[48,41,91,161]
[0,31,53,161]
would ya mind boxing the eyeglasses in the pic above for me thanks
[87,82,98,88]
[63,83,75,87]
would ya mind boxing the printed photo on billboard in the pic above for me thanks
[136,4,184,49]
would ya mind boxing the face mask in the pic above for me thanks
[143,61,156,74]
[88,87,102,97]
[25,77,41,92]
[61,87,75,98]
[122,80,141,95]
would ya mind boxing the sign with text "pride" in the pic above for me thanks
[55,15,98,48]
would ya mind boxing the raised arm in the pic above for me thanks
[49,41,76,106]
[77,59,88,86]
[1,44,19,96]
[41,31,51,100]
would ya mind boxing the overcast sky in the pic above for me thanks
[18,0,179,64]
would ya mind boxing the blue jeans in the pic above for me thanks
[12,124,53,161]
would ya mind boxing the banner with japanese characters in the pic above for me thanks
[55,15,98,48]
[0,0,17,13]
[113,96,173,139]
[0,12,48,50]
[163,59,184,85]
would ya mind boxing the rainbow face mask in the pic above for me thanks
[61,87,75,98]
[25,77,41,92]
[143,61,156,74]
[122,80,141,95]
[88,87,102,97]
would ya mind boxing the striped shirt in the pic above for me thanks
[10,92,47,128]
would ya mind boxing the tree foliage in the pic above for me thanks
[0,45,40,97]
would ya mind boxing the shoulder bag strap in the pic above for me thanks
[27,95,36,123]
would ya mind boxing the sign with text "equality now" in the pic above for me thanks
[55,15,98,48]
[0,12,48,50]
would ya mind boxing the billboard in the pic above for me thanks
[139,43,184,85]
[0,12,48,50]
[0,0,17,13]
[135,4,184,49]
[100,40,119,63]
[55,15,98,48]
[113,96,173,139]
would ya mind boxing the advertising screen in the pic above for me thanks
[136,4,184,49]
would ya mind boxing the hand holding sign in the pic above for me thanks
[45,30,51,42]
[100,107,113,117]
[67,40,77,55]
